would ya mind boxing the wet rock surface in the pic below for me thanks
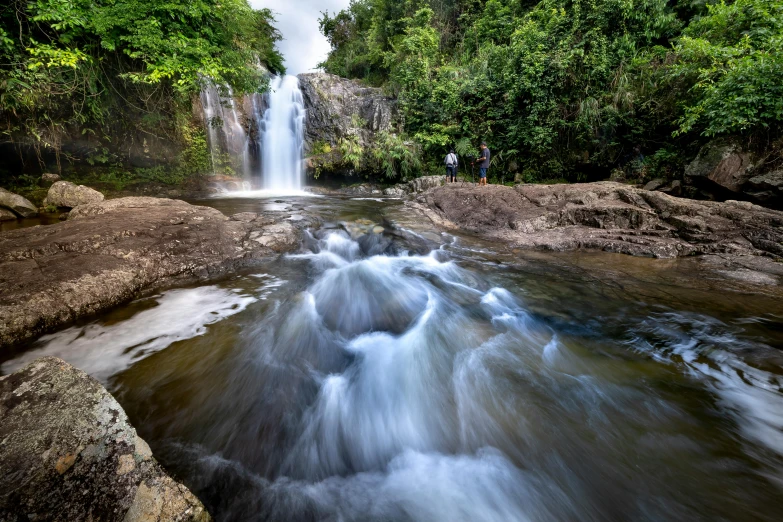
[298,72,397,152]
[0,197,319,348]
[0,356,210,521]
[0,188,38,218]
[417,182,783,269]
[43,181,105,209]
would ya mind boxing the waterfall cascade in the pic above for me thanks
[199,75,305,194]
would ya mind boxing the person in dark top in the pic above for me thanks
[473,142,490,186]
[445,148,458,183]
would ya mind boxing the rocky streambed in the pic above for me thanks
[2,185,783,520]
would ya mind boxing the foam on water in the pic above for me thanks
[2,286,256,381]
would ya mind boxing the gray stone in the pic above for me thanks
[417,181,783,260]
[0,197,318,348]
[643,178,666,191]
[43,181,105,209]
[298,72,397,174]
[0,187,38,218]
[685,139,755,193]
[41,173,61,184]
[745,170,783,205]
[0,357,210,521]
[0,208,17,221]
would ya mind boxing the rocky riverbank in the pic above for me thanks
[0,357,210,521]
[0,196,319,348]
[414,182,783,281]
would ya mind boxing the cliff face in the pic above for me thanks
[297,72,398,160]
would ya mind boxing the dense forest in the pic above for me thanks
[0,0,283,185]
[319,0,783,183]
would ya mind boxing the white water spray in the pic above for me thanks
[261,75,305,192]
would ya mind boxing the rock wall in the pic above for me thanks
[297,72,398,173]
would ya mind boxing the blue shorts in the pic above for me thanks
[479,168,487,178]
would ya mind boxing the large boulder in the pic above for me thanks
[684,139,755,193]
[43,181,104,209]
[0,356,210,521]
[0,197,318,348]
[0,187,38,218]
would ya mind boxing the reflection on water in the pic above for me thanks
[2,196,783,521]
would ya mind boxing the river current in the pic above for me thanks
[3,195,783,521]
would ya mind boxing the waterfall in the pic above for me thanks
[261,75,305,192]
[199,75,305,193]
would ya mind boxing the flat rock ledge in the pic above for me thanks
[0,356,210,521]
[0,197,318,348]
[416,182,783,262]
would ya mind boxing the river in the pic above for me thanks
[3,194,783,521]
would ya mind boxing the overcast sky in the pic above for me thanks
[251,0,351,76]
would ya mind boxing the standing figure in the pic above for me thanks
[475,142,490,186]
[445,148,458,183]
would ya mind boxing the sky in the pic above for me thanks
[251,0,352,76]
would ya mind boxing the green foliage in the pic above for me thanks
[0,0,284,171]
[319,0,783,181]
[671,0,783,136]
[369,132,421,179]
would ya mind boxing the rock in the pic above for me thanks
[41,173,61,184]
[643,178,666,191]
[0,357,210,521]
[0,197,318,348]
[383,186,408,197]
[745,170,783,206]
[380,176,445,197]
[408,175,445,193]
[58,212,69,221]
[416,182,783,260]
[0,187,38,218]
[43,181,105,209]
[685,139,755,193]
[298,72,397,174]
[0,208,17,222]
[660,180,683,197]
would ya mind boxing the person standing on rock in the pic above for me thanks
[473,142,490,186]
[445,149,458,183]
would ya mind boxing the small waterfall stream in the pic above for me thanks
[200,75,305,193]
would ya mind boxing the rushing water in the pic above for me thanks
[3,196,783,521]
[261,75,305,192]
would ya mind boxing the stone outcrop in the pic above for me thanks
[681,139,783,208]
[0,187,38,218]
[0,196,318,348]
[0,356,210,521]
[298,72,397,175]
[745,170,783,205]
[43,181,105,209]
[0,208,17,222]
[417,182,783,263]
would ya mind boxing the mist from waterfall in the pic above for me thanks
[260,75,305,192]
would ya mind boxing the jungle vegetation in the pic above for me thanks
[0,0,284,179]
[318,0,783,182]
